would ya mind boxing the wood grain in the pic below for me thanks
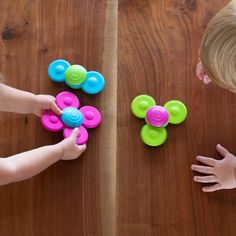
[117,0,236,235]
[1,0,236,235]
[0,0,117,236]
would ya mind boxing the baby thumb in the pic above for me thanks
[70,128,79,141]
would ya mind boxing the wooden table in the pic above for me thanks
[0,0,235,235]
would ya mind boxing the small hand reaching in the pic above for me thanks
[32,94,62,117]
[58,128,87,160]
[192,144,236,192]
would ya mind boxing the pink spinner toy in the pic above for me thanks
[41,91,101,144]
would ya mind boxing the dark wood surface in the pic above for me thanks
[0,0,236,235]
[0,1,117,236]
[117,0,236,236]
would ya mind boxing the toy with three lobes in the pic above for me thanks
[131,95,187,147]
[48,59,105,94]
[41,59,105,144]
[43,59,187,147]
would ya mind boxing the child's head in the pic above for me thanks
[199,0,236,92]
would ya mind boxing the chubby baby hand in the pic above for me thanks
[32,94,62,117]
[58,128,87,160]
[192,144,236,192]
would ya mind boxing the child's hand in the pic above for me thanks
[57,128,87,160]
[192,144,236,192]
[196,62,212,84]
[32,94,62,117]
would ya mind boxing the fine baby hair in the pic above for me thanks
[199,0,236,91]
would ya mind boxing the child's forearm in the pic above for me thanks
[0,84,36,114]
[0,144,62,185]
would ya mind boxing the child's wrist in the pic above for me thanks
[54,143,64,160]
[29,94,38,114]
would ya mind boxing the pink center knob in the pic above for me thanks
[50,115,59,123]
[55,91,80,110]
[145,106,169,127]
[85,111,94,120]
[153,110,162,119]
[63,97,73,106]
[80,106,101,128]
[41,110,63,132]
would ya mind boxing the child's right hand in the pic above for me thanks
[57,128,86,160]
[196,62,212,84]
[191,144,236,192]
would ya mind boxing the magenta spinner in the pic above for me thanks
[41,91,101,144]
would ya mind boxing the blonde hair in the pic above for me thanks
[200,0,236,90]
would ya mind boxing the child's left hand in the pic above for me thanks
[32,95,62,117]
[192,144,236,192]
